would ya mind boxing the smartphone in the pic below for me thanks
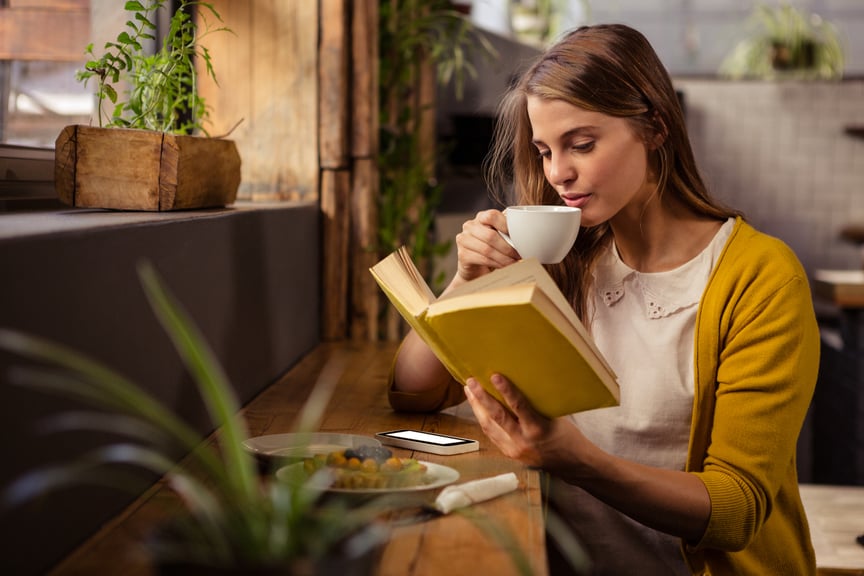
[375,429,480,455]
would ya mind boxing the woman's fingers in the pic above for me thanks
[468,374,561,464]
[490,374,553,446]
[465,377,546,464]
[455,210,520,278]
[465,380,517,441]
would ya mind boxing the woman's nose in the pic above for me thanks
[547,153,576,186]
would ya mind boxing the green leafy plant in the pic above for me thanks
[77,0,230,134]
[0,262,549,574]
[0,263,391,571]
[720,3,845,80]
[378,0,497,301]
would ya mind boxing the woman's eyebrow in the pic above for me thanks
[531,126,597,146]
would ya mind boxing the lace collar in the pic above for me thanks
[592,221,733,319]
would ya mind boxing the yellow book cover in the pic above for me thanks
[369,246,620,418]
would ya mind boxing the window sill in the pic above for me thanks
[0,200,305,241]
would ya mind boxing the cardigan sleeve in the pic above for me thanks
[689,231,819,552]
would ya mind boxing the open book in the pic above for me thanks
[370,246,620,418]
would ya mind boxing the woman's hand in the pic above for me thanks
[453,209,520,284]
[466,373,712,541]
[464,373,580,471]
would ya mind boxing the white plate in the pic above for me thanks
[275,461,460,495]
[243,432,381,460]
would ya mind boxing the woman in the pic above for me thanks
[389,24,818,575]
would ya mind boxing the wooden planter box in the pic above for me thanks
[54,125,241,211]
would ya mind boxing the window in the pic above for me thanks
[0,0,93,147]
[0,143,55,210]
[0,1,171,210]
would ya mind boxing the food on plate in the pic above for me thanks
[302,445,429,489]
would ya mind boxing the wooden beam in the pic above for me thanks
[350,157,380,341]
[196,0,386,343]
[322,168,351,340]
[351,0,378,159]
[319,0,349,169]
[349,0,381,342]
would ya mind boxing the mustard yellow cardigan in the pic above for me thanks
[389,217,819,575]
[683,217,818,574]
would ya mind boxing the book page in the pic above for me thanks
[369,246,437,316]
[440,258,546,298]
[430,282,537,315]
[370,247,473,385]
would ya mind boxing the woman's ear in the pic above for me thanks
[649,112,668,150]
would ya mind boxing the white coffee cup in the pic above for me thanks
[499,206,581,264]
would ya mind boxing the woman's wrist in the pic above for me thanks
[440,273,469,297]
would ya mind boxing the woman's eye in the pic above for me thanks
[572,141,595,152]
[536,149,551,160]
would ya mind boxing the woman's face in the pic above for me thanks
[526,96,654,228]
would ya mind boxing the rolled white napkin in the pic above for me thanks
[434,472,520,514]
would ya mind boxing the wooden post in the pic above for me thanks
[321,169,351,340]
[320,0,349,170]
[351,0,379,160]
[350,157,380,341]
[349,0,381,342]
[196,0,388,343]
[319,0,349,340]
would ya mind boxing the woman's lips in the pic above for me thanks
[561,193,590,209]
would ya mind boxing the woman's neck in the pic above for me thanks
[610,197,724,273]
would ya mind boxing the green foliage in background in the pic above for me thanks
[720,3,844,80]
[77,0,230,134]
[378,0,497,290]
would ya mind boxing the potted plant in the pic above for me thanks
[0,263,394,575]
[719,3,845,80]
[54,0,241,211]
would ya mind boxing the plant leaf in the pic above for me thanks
[137,262,258,504]
[2,443,177,508]
[35,410,174,447]
[0,336,230,487]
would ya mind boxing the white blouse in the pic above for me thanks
[555,218,734,575]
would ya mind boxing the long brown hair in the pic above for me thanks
[484,24,740,319]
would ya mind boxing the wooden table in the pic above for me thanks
[814,270,864,351]
[49,341,548,576]
[800,484,864,575]
[814,270,864,310]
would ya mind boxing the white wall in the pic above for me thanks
[676,78,864,276]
